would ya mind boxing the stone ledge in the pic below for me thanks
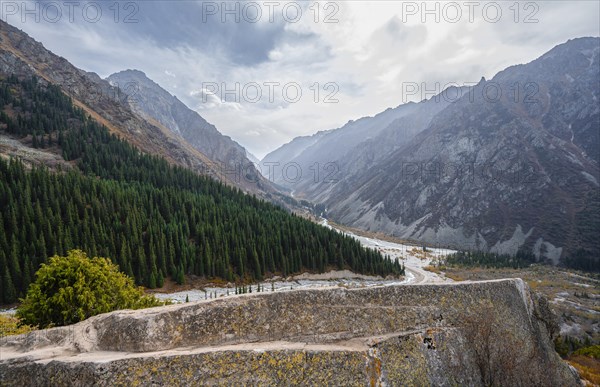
[0,279,581,386]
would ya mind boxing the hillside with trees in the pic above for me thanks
[0,75,403,304]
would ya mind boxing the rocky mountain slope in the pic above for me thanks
[107,70,265,188]
[0,20,267,194]
[261,86,467,189]
[266,38,600,267]
[0,280,580,386]
[261,128,332,182]
[245,149,261,165]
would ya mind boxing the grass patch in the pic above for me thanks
[408,247,432,260]
[423,265,442,274]
[444,272,466,281]
[575,345,600,359]
[0,315,36,337]
[567,355,600,386]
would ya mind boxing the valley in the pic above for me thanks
[262,37,600,270]
[0,5,599,385]
[151,221,452,303]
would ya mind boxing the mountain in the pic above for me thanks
[245,150,261,166]
[267,38,600,268]
[106,70,266,189]
[0,20,269,195]
[261,86,466,195]
[261,129,332,181]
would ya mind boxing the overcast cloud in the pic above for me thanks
[2,0,599,158]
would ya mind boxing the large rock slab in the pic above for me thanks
[0,279,580,386]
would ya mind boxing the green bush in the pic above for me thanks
[16,250,165,328]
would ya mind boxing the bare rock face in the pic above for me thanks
[0,279,580,386]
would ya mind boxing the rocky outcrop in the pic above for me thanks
[0,279,580,386]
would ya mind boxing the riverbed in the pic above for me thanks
[154,219,454,303]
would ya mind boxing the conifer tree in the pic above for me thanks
[2,268,17,304]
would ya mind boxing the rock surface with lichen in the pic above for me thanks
[0,279,581,386]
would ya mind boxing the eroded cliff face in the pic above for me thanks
[0,279,580,386]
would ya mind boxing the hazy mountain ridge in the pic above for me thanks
[261,101,427,186]
[261,129,332,180]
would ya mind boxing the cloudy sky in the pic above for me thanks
[3,1,599,158]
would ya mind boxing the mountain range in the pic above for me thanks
[106,70,265,188]
[263,37,600,268]
[1,17,598,270]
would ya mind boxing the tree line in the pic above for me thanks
[444,249,537,269]
[0,75,403,304]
